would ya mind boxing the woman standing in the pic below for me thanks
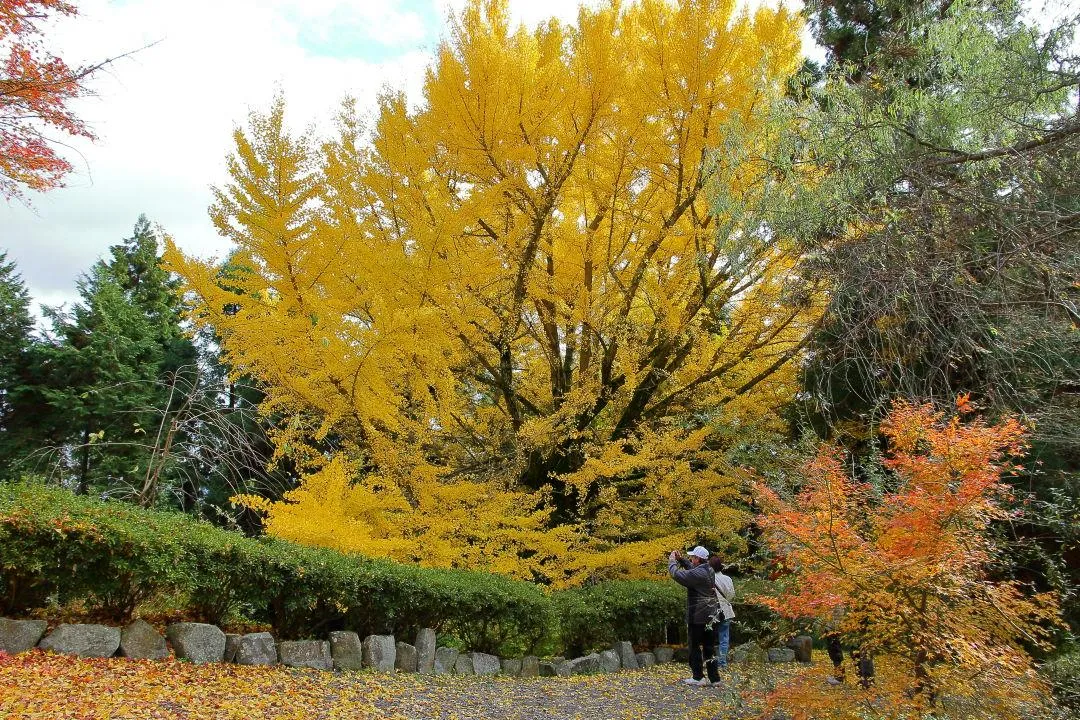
[708,556,736,669]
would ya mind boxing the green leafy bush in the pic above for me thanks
[553,580,684,656]
[0,483,187,619]
[1043,649,1080,714]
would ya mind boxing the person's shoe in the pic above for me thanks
[826,676,843,686]
[710,680,725,687]
[682,677,708,686]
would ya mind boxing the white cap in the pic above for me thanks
[688,546,710,560]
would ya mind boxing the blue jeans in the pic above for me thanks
[714,618,730,668]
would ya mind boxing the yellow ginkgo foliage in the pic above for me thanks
[166,0,818,585]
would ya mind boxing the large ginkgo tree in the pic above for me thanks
[167,0,817,584]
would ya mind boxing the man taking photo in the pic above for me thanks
[668,546,720,686]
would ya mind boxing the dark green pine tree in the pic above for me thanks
[0,251,40,477]
[802,0,956,78]
[41,267,163,496]
[39,216,198,501]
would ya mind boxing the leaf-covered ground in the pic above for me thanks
[0,650,810,719]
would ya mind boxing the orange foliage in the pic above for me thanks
[755,400,1059,719]
[0,0,94,199]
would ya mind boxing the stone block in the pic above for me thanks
[501,657,522,676]
[120,620,167,660]
[433,646,459,675]
[653,646,674,664]
[673,646,690,663]
[415,628,436,673]
[519,655,540,678]
[224,634,241,663]
[786,635,813,663]
[471,652,500,675]
[329,631,363,671]
[598,649,620,673]
[613,640,639,670]
[454,653,474,675]
[767,647,796,663]
[39,624,120,658]
[539,659,569,677]
[279,640,331,670]
[570,653,601,675]
[396,642,418,672]
[636,651,656,668]
[166,623,225,664]
[730,641,767,664]
[0,618,47,654]
[235,632,277,665]
[362,635,396,672]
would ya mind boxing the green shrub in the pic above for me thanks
[1043,649,1080,713]
[0,483,187,619]
[552,580,684,656]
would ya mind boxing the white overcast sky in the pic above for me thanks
[3,0,819,317]
[2,0,1065,317]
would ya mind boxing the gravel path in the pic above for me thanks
[360,665,771,720]
[2,650,804,720]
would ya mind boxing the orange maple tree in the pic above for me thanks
[755,399,1059,718]
[0,0,98,198]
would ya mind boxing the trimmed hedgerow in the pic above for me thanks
[553,580,684,656]
[0,483,681,655]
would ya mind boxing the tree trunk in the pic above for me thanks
[76,423,91,495]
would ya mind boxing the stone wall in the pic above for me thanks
[0,617,809,674]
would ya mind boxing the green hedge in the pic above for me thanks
[0,483,683,655]
[553,580,684,656]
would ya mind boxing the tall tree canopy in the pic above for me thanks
[0,251,37,472]
[773,0,1080,624]
[37,216,197,502]
[167,0,816,583]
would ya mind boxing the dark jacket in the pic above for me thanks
[668,556,718,624]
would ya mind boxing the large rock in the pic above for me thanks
[119,620,167,660]
[653,647,675,664]
[166,623,225,664]
[234,633,278,665]
[415,628,436,673]
[330,631,364,671]
[39,624,120,658]
[433,646,459,675]
[730,641,768,664]
[636,651,656,668]
[673,646,690,663]
[767,647,796,663]
[0,618,47,654]
[613,640,639,670]
[501,657,522,676]
[570,653,601,675]
[396,642,418,672]
[786,635,813,663]
[453,653,475,675]
[279,640,332,670]
[224,634,241,663]
[471,652,500,676]
[598,650,621,673]
[362,635,396,672]
[519,655,540,678]
[539,659,571,677]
